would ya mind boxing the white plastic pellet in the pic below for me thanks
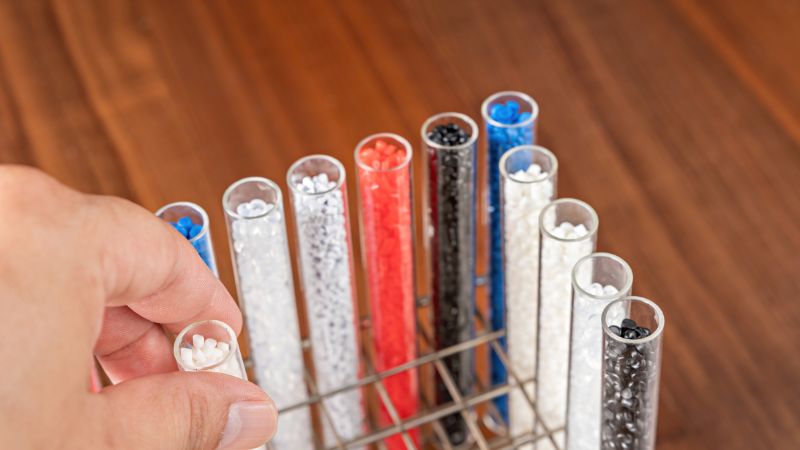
[192,334,204,350]
[180,348,193,368]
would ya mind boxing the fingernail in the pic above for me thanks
[218,401,277,450]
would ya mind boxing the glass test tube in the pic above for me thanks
[601,297,665,450]
[481,91,539,420]
[499,145,557,442]
[567,253,633,450]
[354,133,419,449]
[422,112,478,446]
[222,177,313,450]
[536,199,599,450]
[287,155,365,448]
[156,202,219,277]
[173,320,265,450]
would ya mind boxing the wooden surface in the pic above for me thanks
[1,0,799,448]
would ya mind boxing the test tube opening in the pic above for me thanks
[173,320,239,372]
[287,154,346,197]
[355,133,413,173]
[499,145,558,184]
[540,198,599,242]
[223,177,281,221]
[481,91,539,129]
[156,201,210,243]
[603,297,665,344]
[572,252,634,300]
[421,112,479,151]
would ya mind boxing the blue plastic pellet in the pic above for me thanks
[174,224,189,238]
[177,216,194,229]
[189,224,203,239]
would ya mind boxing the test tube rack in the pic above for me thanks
[245,275,564,450]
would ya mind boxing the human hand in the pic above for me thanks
[0,166,277,449]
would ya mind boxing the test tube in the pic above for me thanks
[499,145,557,443]
[567,253,633,450]
[173,320,265,450]
[422,112,478,446]
[354,133,419,449]
[287,155,365,448]
[481,91,539,420]
[600,297,665,450]
[222,177,313,450]
[156,202,219,277]
[536,199,599,450]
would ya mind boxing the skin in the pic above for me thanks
[0,166,277,449]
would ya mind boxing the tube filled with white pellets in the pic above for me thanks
[222,177,313,450]
[172,320,265,450]
[567,253,633,450]
[536,198,598,450]
[287,155,365,449]
[499,145,557,446]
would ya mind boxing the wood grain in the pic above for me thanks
[0,0,798,448]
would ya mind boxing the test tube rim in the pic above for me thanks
[354,132,413,174]
[498,144,558,185]
[601,296,666,345]
[222,176,283,221]
[173,319,240,372]
[155,201,211,245]
[538,198,599,243]
[286,154,347,198]
[571,252,634,301]
[420,111,479,152]
[481,90,540,129]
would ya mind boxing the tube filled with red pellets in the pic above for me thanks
[355,133,419,449]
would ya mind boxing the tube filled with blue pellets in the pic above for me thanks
[480,91,539,423]
[156,201,219,277]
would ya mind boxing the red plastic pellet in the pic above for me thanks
[357,140,419,449]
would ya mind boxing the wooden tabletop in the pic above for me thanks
[1,1,798,449]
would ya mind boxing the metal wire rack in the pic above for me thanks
[247,276,564,450]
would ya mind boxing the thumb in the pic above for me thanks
[93,371,277,450]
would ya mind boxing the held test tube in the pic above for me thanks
[222,177,313,450]
[499,145,557,440]
[354,133,419,449]
[481,92,539,420]
[173,320,266,450]
[422,112,478,446]
[156,201,219,277]
[287,155,365,449]
[537,199,598,450]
